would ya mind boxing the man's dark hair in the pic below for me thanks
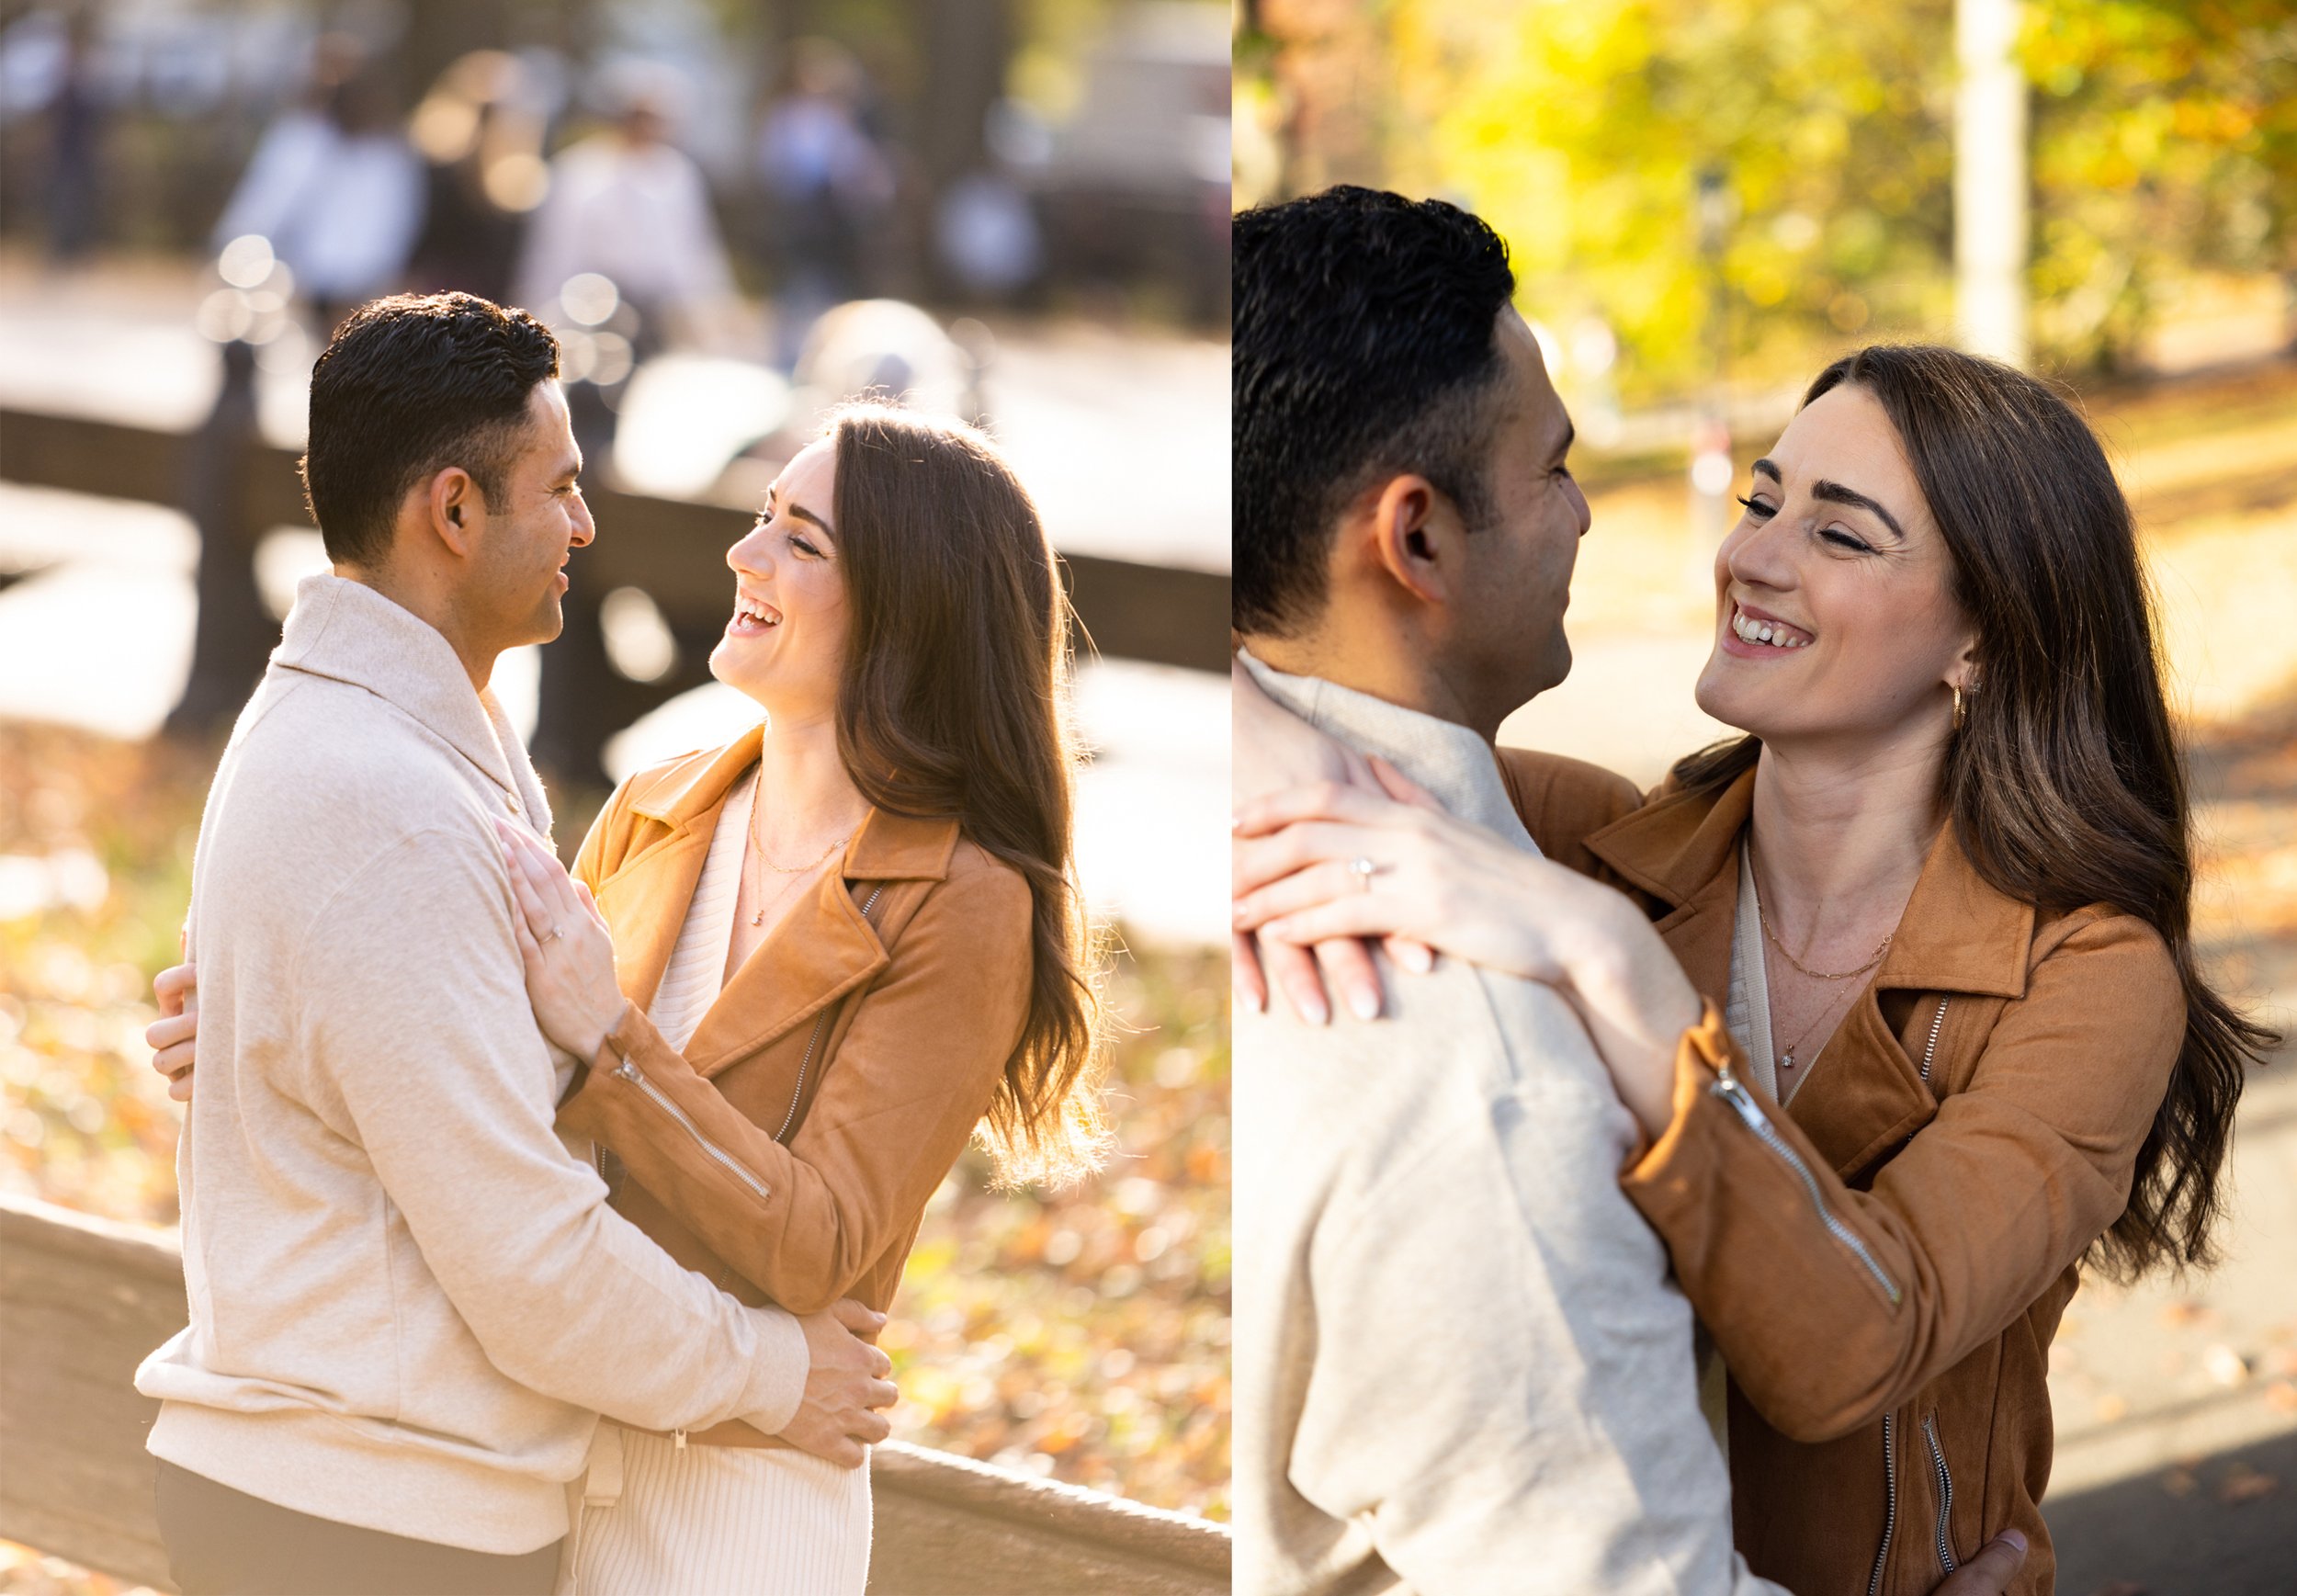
[300,293,560,566]
[1233,187,1517,635]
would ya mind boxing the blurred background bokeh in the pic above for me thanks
[1238,3,2294,1592]
[0,2,1231,1590]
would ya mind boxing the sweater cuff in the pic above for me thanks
[732,1306,810,1436]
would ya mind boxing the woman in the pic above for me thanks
[1230,345,2271,1595]
[152,401,1108,1595]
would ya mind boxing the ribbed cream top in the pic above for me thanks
[646,764,756,1052]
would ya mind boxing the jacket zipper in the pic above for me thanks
[612,1057,773,1205]
[1919,998,1949,1082]
[1712,1066,1903,1306]
[1923,1412,1957,1574]
[773,885,884,1144]
[1868,1411,1897,1596]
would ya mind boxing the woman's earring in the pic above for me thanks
[1952,681,1972,731]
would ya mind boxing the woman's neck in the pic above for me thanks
[752,706,870,851]
[1748,730,1946,938]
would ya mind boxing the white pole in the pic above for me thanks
[1954,0,2030,367]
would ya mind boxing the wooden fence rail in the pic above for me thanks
[0,401,1233,781]
[0,1194,1230,1595]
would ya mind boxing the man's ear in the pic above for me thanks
[1363,473,1454,606]
[424,468,481,558]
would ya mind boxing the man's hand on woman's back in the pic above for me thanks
[778,1298,898,1468]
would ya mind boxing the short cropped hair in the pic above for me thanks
[300,293,560,566]
[1233,187,1518,635]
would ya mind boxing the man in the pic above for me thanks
[1229,187,2028,1595]
[134,294,888,1596]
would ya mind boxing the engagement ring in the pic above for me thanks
[1349,856,1377,892]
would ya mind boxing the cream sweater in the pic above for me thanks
[136,575,809,1556]
[1233,656,1787,1596]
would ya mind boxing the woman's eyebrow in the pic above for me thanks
[786,502,832,536]
[1810,479,1907,542]
[1748,458,1907,541]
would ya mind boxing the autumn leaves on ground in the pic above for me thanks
[0,726,1230,1595]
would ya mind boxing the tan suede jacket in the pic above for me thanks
[1499,752,2186,1596]
[556,728,1034,1448]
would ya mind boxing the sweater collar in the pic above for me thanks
[270,574,553,832]
[1239,651,1537,852]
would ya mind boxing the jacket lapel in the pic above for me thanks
[594,728,767,1014]
[1587,766,2037,1180]
[685,804,962,1081]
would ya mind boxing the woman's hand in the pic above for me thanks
[1231,657,1431,1023]
[493,820,629,1062]
[1232,779,1701,1140]
[147,961,198,1103]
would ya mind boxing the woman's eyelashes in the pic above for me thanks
[1735,494,1876,554]
[788,533,824,560]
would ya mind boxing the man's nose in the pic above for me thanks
[569,491,596,547]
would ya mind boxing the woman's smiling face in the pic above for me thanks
[709,434,850,719]
[1694,382,1977,750]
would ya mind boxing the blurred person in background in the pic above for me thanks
[514,62,738,354]
[406,50,551,307]
[38,6,107,262]
[209,34,424,336]
[154,398,1113,1596]
[757,38,897,368]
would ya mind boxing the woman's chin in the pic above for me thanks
[1692,662,1762,738]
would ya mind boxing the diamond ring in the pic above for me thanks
[1349,856,1377,892]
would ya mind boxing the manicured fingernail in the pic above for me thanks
[1997,1529,2026,1553]
[1402,944,1433,974]
[1300,993,1329,1026]
[1349,986,1379,1021]
[1232,901,1250,926]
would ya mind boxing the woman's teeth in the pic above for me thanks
[735,596,779,628]
[1732,611,1810,649]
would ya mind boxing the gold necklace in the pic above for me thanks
[1748,839,1895,981]
[1775,980,1863,1078]
[1757,900,1894,982]
[745,766,854,924]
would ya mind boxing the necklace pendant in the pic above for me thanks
[1780,1051,1795,1071]
[751,908,765,926]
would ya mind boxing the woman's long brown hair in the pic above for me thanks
[1672,344,2276,1279]
[826,402,1109,1186]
